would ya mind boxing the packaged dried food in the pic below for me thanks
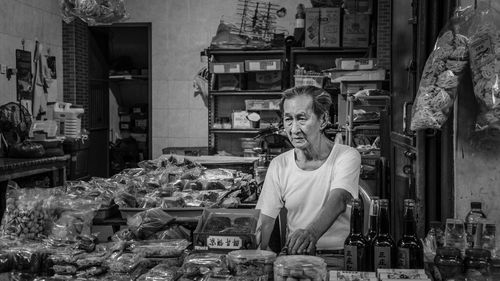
[129,239,190,258]
[75,251,107,269]
[0,251,12,273]
[127,208,175,239]
[410,6,473,130]
[467,1,500,135]
[159,197,187,208]
[1,187,56,240]
[152,224,191,240]
[8,243,51,274]
[181,253,229,280]
[137,264,180,281]
[107,252,147,274]
[227,250,276,280]
[273,255,327,281]
[53,264,77,275]
[112,228,137,242]
[76,266,107,278]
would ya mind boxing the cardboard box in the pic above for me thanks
[329,69,386,82]
[337,58,377,70]
[209,62,245,74]
[344,0,373,14]
[231,111,251,129]
[216,74,244,91]
[343,14,370,47]
[305,8,321,48]
[320,8,341,47]
[193,209,261,252]
[245,99,280,111]
[244,59,282,72]
[247,71,282,91]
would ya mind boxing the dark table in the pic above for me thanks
[0,155,70,218]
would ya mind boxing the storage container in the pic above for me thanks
[273,255,327,281]
[227,250,277,281]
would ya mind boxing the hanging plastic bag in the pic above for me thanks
[467,1,500,134]
[410,6,474,130]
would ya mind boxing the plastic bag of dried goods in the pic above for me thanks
[1,186,56,240]
[467,1,500,134]
[127,208,175,240]
[410,5,474,130]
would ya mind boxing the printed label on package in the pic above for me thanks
[344,245,358,271]
[374,246,391,269]
[397,247,410,268]
[469,34,494,70]
[207,236,242,249]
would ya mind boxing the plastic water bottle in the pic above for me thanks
[465,201,487,249]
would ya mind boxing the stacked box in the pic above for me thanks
[194,209,261,252]
[320,8,341,47]
[305,8,321,47]
[343,14,370,47]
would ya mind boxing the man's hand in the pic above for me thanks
[286,228,318,255]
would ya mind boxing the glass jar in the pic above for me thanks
[491,258,500,280]
[433,247,464,281]
[464,248,491,281]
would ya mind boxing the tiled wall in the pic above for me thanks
[0,0,63,107]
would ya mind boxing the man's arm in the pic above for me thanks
[259,214,277,250]
[287,188,353,254]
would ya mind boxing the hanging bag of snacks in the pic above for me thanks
[467,0,500,134]
[410,6,474,130]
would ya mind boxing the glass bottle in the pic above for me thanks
[344,198,370,271]
[293,4,305,47]
[464,248,491,280]
[465,201,487,249]
[372,199,396,269]
[397,199,424,269]
[366,197,380,242]
[433,247,464,281]
[366,197,379,271]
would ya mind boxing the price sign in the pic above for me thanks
[207,236,242,249]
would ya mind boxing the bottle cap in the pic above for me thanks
[471,202,482,209]
[436,247,461,257]
[465,248,491,259]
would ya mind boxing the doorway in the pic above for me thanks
[88,23,152,177]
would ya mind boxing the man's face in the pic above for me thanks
[283,95,324,151]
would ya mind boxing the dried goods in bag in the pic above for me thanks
[467,1,500,134]
[410,6,473,130]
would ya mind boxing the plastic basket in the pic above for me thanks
[294,75,326,88]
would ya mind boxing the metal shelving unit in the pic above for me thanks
[206,48,288,156]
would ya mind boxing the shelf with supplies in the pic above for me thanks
[210,90,283,96]
[205,47,288,156]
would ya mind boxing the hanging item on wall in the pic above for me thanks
[60,0,129,25]
[15,49,33,101]
[45,52,58,103]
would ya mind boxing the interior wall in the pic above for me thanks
[124,0,306,158]
[0,0,63,106]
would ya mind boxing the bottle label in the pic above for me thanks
[374,246,391,269]
[344,245,358,271]
[397,247,410,268]
[296,18,304,28]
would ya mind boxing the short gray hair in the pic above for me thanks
[279,85,332,118]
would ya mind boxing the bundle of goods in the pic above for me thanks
[274,255,327,281]
[113,155,259,211]
[410,6,473,131]
[178,253,230,281]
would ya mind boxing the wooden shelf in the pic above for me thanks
[210,128,260,134]
[211,90,283,96]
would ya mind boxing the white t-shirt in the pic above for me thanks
[256,144,361,250]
